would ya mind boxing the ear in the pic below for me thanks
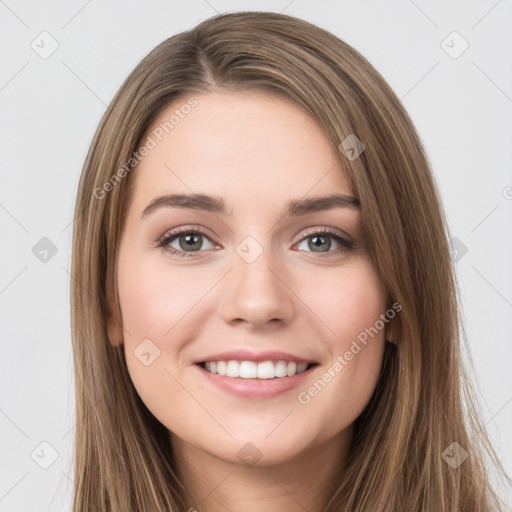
[106,260,124,347]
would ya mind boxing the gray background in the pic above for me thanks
[1,0,511,510]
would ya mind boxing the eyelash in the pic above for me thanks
[157,226,354,259]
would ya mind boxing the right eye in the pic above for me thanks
[158,227,218,258]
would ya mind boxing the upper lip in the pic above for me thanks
[193,349,317,365]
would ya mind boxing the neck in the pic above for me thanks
[171,426,352,512]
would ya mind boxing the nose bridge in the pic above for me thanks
[220,234,295,327]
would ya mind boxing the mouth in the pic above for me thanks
[194,359,319,399]
[196,360,318,379]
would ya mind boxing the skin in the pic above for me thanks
[108,90,389,511]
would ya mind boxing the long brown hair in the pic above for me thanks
[70,11,509,511]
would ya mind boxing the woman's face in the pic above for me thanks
[110,90,388,466]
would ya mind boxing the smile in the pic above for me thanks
[195,359,319,399]
[200,360,314,379]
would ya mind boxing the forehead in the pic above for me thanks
[129,90,352,213]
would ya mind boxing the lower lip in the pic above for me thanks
[195,364,318,399]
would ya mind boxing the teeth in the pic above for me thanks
[217,361,227,376]
[275,361,287,377]
[240,361,257,378]
[226,360,239,377]
[257,361,275,379]
[203,360,310,379]
[286,361,297,376]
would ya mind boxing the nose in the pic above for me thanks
[220,245,295,330]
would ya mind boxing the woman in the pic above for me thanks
[70,10,508,511]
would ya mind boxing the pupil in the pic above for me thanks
[309,235,330,252]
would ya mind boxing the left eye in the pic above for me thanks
[158,228,353,258]
[296,232,349,254]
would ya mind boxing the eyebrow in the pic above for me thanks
[141,192,360,219]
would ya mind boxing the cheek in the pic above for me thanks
[294,256,387,427]
[116,251,219,410]
[116,254,199,424]
[117,251,212,338]
[297,254,386,345]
